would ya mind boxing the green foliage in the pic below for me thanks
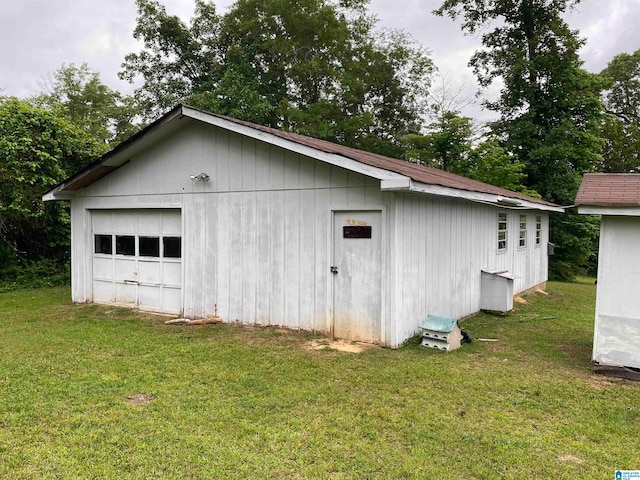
[404,110,473,171]
[0,97,101,265]
[467,138,536,195]
[33,63,140,148]
[597,115,640,172]
[120,0,224,119]
[600,49,640,124]
[548,211,599,281]
[499,69,607,206]
[435,0,607,280]
[404,111,533,192]
[0,259,69,293]
[120,0,433,156]
[598,49,640,172]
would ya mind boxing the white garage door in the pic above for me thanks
[91,209,182,314]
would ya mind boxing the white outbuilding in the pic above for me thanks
[576,173,640,378]
[44,105,562,347]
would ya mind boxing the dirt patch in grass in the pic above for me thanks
[124,393,156,405]
[304,339,379,353]
[557,454,585,465]
[588,375,628,390]
[514,295,528,305]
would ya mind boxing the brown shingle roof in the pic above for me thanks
[575,173,640,207]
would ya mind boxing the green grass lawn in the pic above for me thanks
[0,282,638,479]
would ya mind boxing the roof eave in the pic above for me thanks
[42,189,74,201]
[42,105,187,202]
[383,180,564,212]
[578,205,640,216]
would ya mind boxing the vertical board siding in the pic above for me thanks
[241,191,258,323]
[71,120,549,346]
[284,189,301,328]
[392,194,549,345]
[298,190,317,331]
[255,191,272,325]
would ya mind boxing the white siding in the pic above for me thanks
[69,119,549,347]
[593,216,640,369]
[391,194,549,345]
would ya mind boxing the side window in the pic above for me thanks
[115,235,135,256]
[94,235,112,254]
[535,215,542,246]
[498,212,507,251]
[163,237,182,258]
[519,214,527,248]
[139,236,160,257]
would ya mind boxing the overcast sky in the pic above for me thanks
[1,0,639,122]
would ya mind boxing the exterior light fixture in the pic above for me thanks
[190,173,210,182]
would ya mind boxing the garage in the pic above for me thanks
[43,105,560,346]
[91,209,182,314]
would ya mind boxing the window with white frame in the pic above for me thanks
[535,215,542,246]
[519,214,527,248]
[498,212,507,251]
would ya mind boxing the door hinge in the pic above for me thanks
[330,266,338,274]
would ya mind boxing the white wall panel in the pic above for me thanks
[593,216,640,369]
[391,195,549,346]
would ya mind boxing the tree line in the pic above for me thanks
[2,0,640,282]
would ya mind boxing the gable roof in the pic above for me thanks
[43,104,562,212]
[576,173,640,207]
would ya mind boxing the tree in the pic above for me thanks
[404,109,532,193]
[466,138,533,194]
[120,0,224,120]
[404,111,473,171]
[600,49,640,125]
[597,115,640,173]
[120,0,433,157]
[0,97,102,266]
[34,63,140,148]
[435,0,608,280]
[598,49,640,172]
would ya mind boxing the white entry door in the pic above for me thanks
[332,210,383,343]
[91,209,182,314]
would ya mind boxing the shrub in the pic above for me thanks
[0,259,70,293]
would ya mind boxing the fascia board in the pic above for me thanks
[42,190,73,201]
[383,179,564,212]
[578,206,640,216]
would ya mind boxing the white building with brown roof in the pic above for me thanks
[576,173,640,377]
[44,105,562,347]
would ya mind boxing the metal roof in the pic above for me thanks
[43,104,561,210]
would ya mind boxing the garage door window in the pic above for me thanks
[163,237,182,258]
[139,236,160,257]
[116,235,136,256]
[94,234,181,258]
[95,235,112,254]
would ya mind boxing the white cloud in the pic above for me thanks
[80,29,114,58]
